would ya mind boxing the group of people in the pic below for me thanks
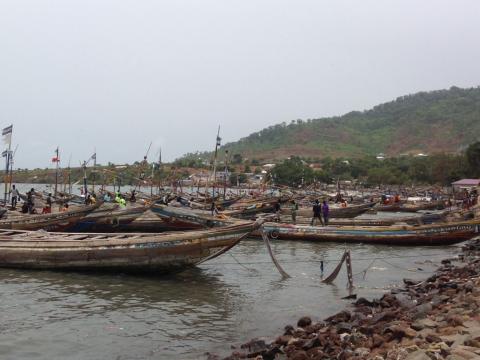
[114,192,127,207]
[311,199,329,226]
[85,193,98,205]
[10,186,69,214]
[18,187,41,214]
[381,193,401,205]
[462,189,478,210]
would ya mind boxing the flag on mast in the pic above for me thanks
[2,125,12,148]
[52,147,60,163]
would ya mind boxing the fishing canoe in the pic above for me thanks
[261,219,480,245]
[175,195,245,210]
[376,200,445,212]
[0,220,261,272]
[151,204,231,229]
[0,203,101,231]
[67,204,149,232]
[282,202,376,219]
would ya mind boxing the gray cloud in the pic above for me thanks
[1,0,479,168]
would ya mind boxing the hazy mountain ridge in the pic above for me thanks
[214,86,480,161]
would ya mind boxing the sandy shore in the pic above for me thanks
[214,239,480,360]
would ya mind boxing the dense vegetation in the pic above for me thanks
[269,142,480,187]
[178,86,480,163]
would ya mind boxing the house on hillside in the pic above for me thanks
[451,179,480,199]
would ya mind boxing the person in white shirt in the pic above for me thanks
[10,184,19,208]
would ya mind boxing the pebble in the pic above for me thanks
[222,239,480,360]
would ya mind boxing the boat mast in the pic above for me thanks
[92,149,96,193]
[54,147,60,197]
[7,144,17,200]
[157,147,162,194]
[82,160,88,198]
[223,149,229,199]
[2,125,13,205]
[66,154,72,195]
[211,125,221,204]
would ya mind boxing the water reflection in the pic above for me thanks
[0,238,463,359]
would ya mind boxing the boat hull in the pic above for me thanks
[67,206,147,232]
[283,202,376,219]
[261,220,480,246]
[0,221,259,272]
[0,204,100,231]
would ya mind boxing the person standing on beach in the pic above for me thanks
[273,201,281,222]
[322,200,329,226]
[27,188,35,214]
[311,199,324,226]
[291,200,298,224]
[10,184,19,208]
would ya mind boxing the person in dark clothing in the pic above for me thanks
[210,201,218,216]
[26,188,35,214]
[290,200,298,224]
[273,201,281,221]
[311,199,324,226]
[322,200,329,226]
[130,190,137,203]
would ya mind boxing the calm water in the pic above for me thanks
[0,238,462,360]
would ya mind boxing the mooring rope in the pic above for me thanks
[261,229,290,279]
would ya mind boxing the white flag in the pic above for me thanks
[2,125,12,147]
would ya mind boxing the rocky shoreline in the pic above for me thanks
[214,239,480,360]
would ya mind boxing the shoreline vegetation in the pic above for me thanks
[5,141,480,188]
[217,240,480,360]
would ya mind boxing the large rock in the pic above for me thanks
[297,316,312,328]
[324,310,351,324]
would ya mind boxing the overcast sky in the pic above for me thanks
[1,0,480,169]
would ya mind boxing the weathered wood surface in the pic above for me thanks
[259,219,480,246]
[0,203,101,231]
[281,202,376,219]
[0,220,261,272]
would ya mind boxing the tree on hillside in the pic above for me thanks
[232,153,243,164]
[270,157,314,187]
[466,142,480,176]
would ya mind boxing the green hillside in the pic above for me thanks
[202,86,480,162]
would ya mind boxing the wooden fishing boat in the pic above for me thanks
[0,220,262,272]
[282,202,376,219]
[276,209,464,227]
[260,218,480,245]
[376,200,445,212]
[151,204,231,229]
[0,203,101,231]
[67,204,149,232]
[276,213,445,227]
